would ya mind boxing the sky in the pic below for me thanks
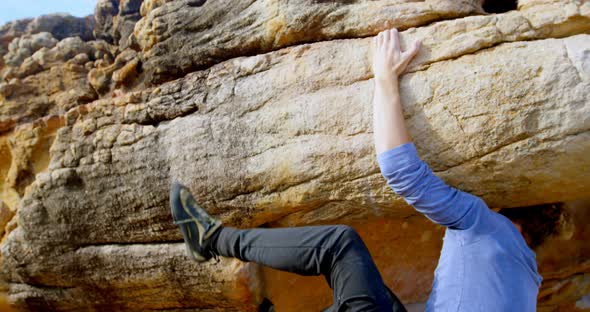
[0,0,96,26]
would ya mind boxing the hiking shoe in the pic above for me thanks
[170,182,222,262]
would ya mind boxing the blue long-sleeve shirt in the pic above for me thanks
[378,143,542,312]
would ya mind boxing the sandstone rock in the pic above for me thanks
[140,0,173,17]
[0,19,30,38]
[518,0,569,10]
[0,290,13,312]
[0,62,96,133]
[83,0,590,102]
[0,25,113,133]
[1,0,590,311]
[3,32,58,67]
[88,48,138,94]
[88,39,115,62]
[535,199,590,311]
[94,0,119,42]
[393,0,590,73]
[0,14,96,87]
[134,0,484,84]
[112,57,139,84]
[30,36,95,68]
[3,234,262,311]
[0,80,17,99]
[0,201,14,238]
[3,27,589,309]
[130,0,590,86]
[88,67,112,95]
[0,14,95,58]
[0,116,64,212]
[12,58,43,79]
[25,14,95,42]
[0,18,34,60]
[95,0,144,48]
[0,36,102,133]
[116,0,143,47]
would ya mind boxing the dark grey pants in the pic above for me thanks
[210,225,406,312]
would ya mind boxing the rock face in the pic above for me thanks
[1,0,590,311]
[0,13,107,134]
[0,35,109,133]
[94,0,143,48]
[0,14,95,63]
[133,0,484,84]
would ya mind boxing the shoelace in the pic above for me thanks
[210,250,220,263]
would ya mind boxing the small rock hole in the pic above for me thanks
[483,0,518,14]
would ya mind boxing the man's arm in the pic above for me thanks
[372,29,418,154]
[372,29,487,229]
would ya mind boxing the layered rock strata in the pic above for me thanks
[0,0,589,311]
[133,0,484,83]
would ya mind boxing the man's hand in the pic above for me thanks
[372,28,421,83]
[371,28,421,154]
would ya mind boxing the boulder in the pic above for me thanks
[0,61,97,134]
[2,25,589,310]
[30,31,590,237]
[4,236,262,311]
[95,0,144,48]
[0,14,95,53]
[3,32,58,67]
[0,19,34,61]
[1,0,590,311]
[0,36,112,133]
[133,0,484,83]
[24,14,95,42]
[93,0,119,42]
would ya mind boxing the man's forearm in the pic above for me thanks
[371,30,481,230]
[372,78,410,155]
[371,28,418,155]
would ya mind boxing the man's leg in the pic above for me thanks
[170,183,405,311]
[209,225,406,312]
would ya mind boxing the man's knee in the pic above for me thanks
[333,225,363,245]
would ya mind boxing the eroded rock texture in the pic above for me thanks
[0,0,589,311]
[0,14,95,65]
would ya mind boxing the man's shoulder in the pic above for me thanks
[448,207,512,244]
[458,210,532,253]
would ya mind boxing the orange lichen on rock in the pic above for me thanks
[0,115,64,212]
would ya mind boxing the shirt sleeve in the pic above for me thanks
[377,143,488,230]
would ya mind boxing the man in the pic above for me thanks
[170,28,545,311]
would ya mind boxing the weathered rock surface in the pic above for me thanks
[0,14,95,42]
[536,200,590,312]
[95,0,144,49]
[133,0,485,84]
[4,239,261,311]
[0,14,95,62]
[0,36,114,133]
[0,0,590,311]
[0,13,112,135]
[3,32,58,67]
[0,116,63,213]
